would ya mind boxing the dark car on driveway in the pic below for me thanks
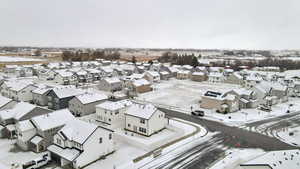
[191,110,205,116]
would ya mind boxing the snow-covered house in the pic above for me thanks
[4,65,18,74]
[69,93,108,117]
[32,86,52,106]
[129,79,152,94]
[159,71,171,80]
[48,119,114,169]
[27,109,75,152]
[98,77,122,92]
[251,82,272,106]
[200,91,239,114]
[96,100,132,127]
[0,102,51,138]
[208,72,225,83]
[47,87,85,110]
[144,71,160,83]
[15,120,36,151]
[226,89,258,109]
[245,75,263,88]
[124,104,168,136]
[3,81,37,102]
[86,69,102,81]
[225,72,244,85]
[54,70,78,85]
[37,69,56,81]
[176,70,191,80]
[270,83,288,103]
[191,72,207,82]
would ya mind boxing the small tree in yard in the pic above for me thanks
[132,56,137,64]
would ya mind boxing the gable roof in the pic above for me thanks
[125,103,159,120]
[50,87,85,99]
[31,109,75,131]
[75,93,108,105]
[0,96,13,108]
[96,100,132,111]
[58,119,98,144]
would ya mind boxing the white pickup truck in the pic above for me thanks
[22,153,51,169]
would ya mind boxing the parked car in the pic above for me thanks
[191,110,205,116]
[22,153,51,169]
[258,105,271,112]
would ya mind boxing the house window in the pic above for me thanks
[139,127,146,133]
[99,137,102,144]
[115,111,119,115]
[109,118,111,122]
[109,133,112,140]
[57,138,61,145]
[140,119,145,124]
[128,123,131,127]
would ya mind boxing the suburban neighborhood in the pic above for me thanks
[1,0,300,168]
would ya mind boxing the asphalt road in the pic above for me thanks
[153,107,297,169]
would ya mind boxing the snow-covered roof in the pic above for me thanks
[241,149,300,169]
[272,83,287,91]
[0,96,13,108]
[30,135,43,145]
[177,70,190,74]
[96,100,132,111]
[104,77,121,84]
[31,109,75,131]
[132,79,151,87]
[146,71,160,77]
[125,104,160,119]
[48,145,80,161]
[32,87,52,95]
[51,87,85,99]
[58,119,98,144]
[159,71,169,75]
[232,89,253,96]
[232,72,243,79]
[55,70,74,77]
[192,72,205,76]
[75,93,108,105]
[16,120,35,132]
[13,102,37,121]
[209,72,223,77]
[4,80,34,92]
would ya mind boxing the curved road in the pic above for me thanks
[147,108,297,169]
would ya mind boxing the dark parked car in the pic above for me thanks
[191,110,205,116]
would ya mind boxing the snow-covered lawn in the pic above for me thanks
[277,126,300,146]
[138,79,239,111]
[0,56,44,62]
[114,119,199,151]
[210,148,265,169]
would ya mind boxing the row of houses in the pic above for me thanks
[200,81,288,113]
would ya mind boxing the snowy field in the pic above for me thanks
[0,56,44,62]
[277,126,300,146]
[210,148,265,169]
[137,79,240,111]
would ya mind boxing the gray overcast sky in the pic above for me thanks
[0,0,299,49]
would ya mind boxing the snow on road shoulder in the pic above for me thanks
[210,148,265,169]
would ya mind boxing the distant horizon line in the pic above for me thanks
[0,45,299,51]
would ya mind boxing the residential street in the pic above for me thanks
[151,108,297,169]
